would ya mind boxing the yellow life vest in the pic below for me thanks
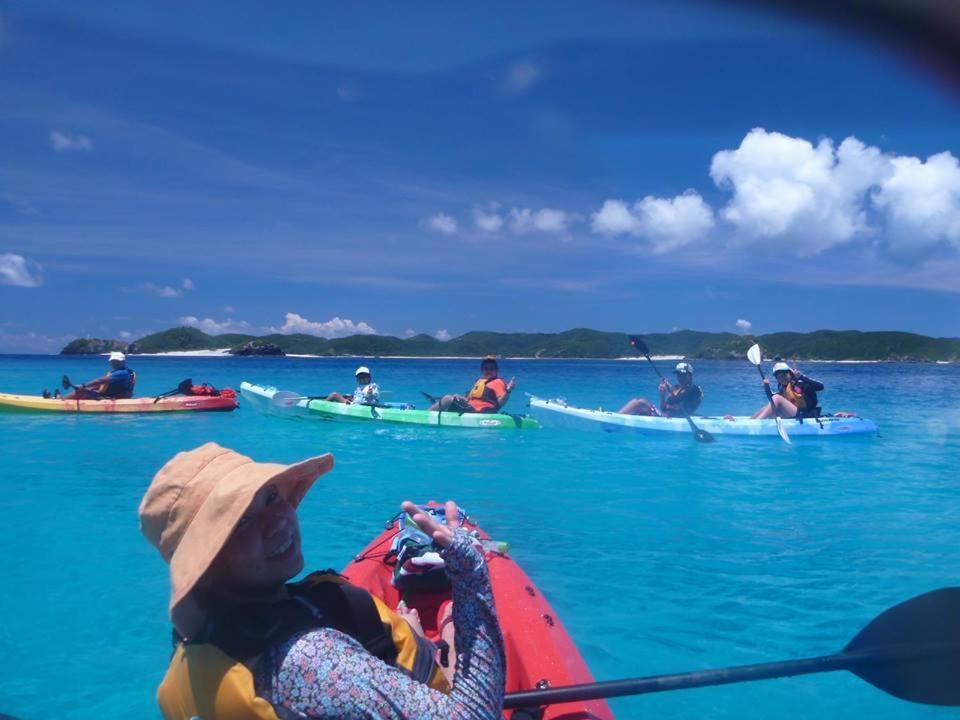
[157,572,449,720]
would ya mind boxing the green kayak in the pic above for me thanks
[240,382,540,429]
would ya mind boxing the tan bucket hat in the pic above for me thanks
[139,442,334,638]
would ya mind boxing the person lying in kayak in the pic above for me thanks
[66,351,136,399]
[751,361,824,419]
[618,361,704,416]
[429,355,517,413]
[140,443,505,720]
[325,365,381,405]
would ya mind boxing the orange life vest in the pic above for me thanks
[466,377,506,411]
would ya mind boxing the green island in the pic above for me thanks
[59,327,960,361]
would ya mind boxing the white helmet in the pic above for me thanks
[772,362,792,375]
[108,351,126,363]
[354,366,371,377]
[674,362,693,375]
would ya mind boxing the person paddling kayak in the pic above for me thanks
[326,365,381,406]
[429,356,517,413]
[751,361,824,419]
[140,443,505,720]
[65,351,136,399]
[619,361,703,417]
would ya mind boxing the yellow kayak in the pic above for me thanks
[0,391,239,414]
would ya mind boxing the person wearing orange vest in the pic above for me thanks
[140,443,505,720]
[429,356,517,413]
[751,361,824,419]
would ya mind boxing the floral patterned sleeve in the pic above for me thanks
[256,530,505,719]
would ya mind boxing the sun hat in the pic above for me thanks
[772,362,792,375]
[108,351,126,363]
[139,442,334,638]
[354,366,371,376]
[674,362,693,374]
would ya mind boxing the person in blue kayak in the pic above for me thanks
[751,361,824,419]
[429,355,517,413]
[325,366,381,406]
[67,351,137,399]
[619,361,704,417]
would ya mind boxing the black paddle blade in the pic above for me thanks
[421,391,438,404]
[844,587,960,706]
[61,375,71,390]
[694,428,716,444]
[628,335,649,355]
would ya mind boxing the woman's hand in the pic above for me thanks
[401,500,460,548]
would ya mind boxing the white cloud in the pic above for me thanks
[509,207,570,234]
[474,204,504,233]
[141,283,183,298]
[179,316,251,334]
[503,61,543,94]
[49,130,93,152]
[423,212,457,235]
[223,305,236,314]
[138,278,194,298]
[590,192,713,252]
[633,191,715,253]
[119,331,133,339]
[273,312,376,338]
[710,128,891,253]
[0,330,75,354]
[736,319,752,332]
[404,328,417,338]
[591,200,641,235]
[873,151,960,251]
[0,253,43,287]
[435,329,452,341]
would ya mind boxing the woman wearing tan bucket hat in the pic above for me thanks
[140,442,505,719]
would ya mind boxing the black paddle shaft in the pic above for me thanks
[506,587,960,709]
[628,335,714,443]
[504,645,953,708]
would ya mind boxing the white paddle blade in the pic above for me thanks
[775,417,792,444]
[271,390,304,408]
[747,344,762,366]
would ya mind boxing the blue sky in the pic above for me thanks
[2,1,959,352]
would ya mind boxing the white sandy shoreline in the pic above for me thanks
[117,350,954,363]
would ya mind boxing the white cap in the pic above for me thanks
[674,362,693,374]
[772,362,792,375]
[108,351,126,363]
[354,366,371,376]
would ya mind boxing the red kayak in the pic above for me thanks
[341,505,614,720]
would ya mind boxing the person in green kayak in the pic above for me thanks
[66,351,137,399]
[619,361,704,417]
[751,361,824,419]
[429,355,517,413]
[140,443,505,719]
[325,366,381,406]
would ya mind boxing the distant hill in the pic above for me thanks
[59,326,960,361]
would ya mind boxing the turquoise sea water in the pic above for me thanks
[0,354,958,719]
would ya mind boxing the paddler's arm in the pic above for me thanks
[260,531,505,719]
[80,373,111,391]
[494,377,516,410]
[796,373,824,391]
